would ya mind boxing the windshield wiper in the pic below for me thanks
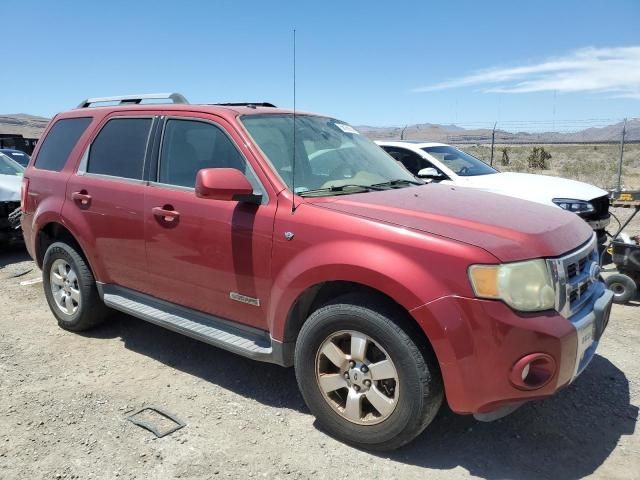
[372,178,424,187]
[298,184,387,197]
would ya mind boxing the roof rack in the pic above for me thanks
[213,102,277,108]
[77,93,189,108]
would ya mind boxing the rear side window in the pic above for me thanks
[34,117,92,171]
[87,118,152,180]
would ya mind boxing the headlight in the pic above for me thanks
[468,259,555,312]
[552,198,595,214]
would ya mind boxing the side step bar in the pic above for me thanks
[99,284,290,366]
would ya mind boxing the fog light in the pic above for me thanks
[510,353,556,390]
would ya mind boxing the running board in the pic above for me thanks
[99,284,291,366]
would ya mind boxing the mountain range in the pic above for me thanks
[1,113,638,144]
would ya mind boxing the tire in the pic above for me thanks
[43,241,110,331]
[605,273,637,304]
[294,294,443,451]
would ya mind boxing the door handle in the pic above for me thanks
[152,205,180,223]
[72,190,92,206]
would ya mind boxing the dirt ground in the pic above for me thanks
[0,244,638,480]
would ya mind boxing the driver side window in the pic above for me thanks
[158,118,261,193]
[384,147,431,176]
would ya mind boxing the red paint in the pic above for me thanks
[196,168,254,201]
[22,103,594,414]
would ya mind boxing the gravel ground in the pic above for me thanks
[0,246,638,480]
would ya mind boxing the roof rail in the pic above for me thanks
[213,102,277,108]
[77,93,189,108]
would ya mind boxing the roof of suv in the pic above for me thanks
[55,93,315,123]
[70,103,299,117]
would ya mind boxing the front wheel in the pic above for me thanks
[294,296,443,450]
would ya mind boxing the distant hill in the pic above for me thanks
[1,113,637,144]
[357,118,640,144]
[0,114,50,138]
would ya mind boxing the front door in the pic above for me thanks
[143,114,276,330]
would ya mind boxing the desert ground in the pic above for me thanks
[0,217,638,480]
[462,143,640,191]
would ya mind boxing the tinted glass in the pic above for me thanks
[382,147,433,176]
[158,119,251,188]
[241,114,416,194]
[34,117,92,171]
[0,152,24,176]
[88,118,152,179]
[422,146,498,176]
[1,150,30,167]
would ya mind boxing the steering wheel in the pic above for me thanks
[458,166,471,176]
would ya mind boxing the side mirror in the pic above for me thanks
[417,167,442,178]
[195,168,261,204]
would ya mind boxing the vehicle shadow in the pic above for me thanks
[85,316,636,480]
[83,312,307,412]
[0,245,31,270]
[381,355,637,480]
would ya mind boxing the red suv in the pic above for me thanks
[21,93,613,450]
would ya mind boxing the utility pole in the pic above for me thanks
[616,118,627,192]
[490,122,497,166]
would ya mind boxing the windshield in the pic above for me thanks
[0,152,24,176]
[241,114,419,195]
[422,146,497,177]
[1,150,30,167]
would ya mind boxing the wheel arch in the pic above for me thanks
[278,279,441,371]
[35,222,96,277]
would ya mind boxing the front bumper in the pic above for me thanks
[410,287,613,415]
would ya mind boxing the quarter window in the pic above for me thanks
[34,117,92,171]
[87,118,152,180]
[158,119,256,190]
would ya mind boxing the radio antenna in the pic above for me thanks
[291,28,297,213]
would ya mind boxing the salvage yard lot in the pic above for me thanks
[0,247,638,480]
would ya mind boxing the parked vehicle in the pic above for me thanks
[377,141,611,245]
[0,148,31,167]
[604,191,640,303]
[0,152,24,244]
[22,93,613,450]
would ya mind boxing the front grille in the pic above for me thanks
[566,256,588,279]
[548,234,600,319]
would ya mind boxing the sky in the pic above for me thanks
[2,0,639,129]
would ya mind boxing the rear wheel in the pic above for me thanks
[43,242,110,331]
[294,295,443,450]
[605,273,637,304]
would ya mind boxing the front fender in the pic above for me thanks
[268,239,451,340]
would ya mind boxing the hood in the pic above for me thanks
[457,172,607,205]
[308,183,593,262]
[0,174,21,202]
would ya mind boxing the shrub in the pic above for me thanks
[500,147,510,166]
[528,146,551,169]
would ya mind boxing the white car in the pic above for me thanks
[377,141,611,243]
[0,152,24,244]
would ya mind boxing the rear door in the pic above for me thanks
[143,112,276,330]
[63,114,156,292]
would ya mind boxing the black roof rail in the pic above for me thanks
[77,93,189,108]
[213,102,277,108]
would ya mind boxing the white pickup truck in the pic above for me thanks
[377,141,611,244]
